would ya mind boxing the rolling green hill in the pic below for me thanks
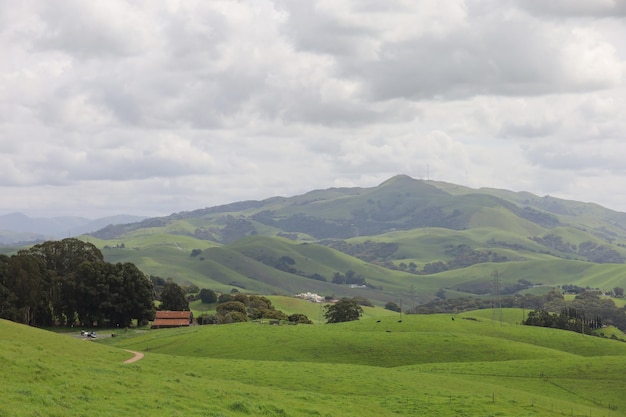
[5,313,626,416]
[81,175,626,303]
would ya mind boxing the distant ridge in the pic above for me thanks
[70,174,626,304]
[89,174,626,243]
[0,213,147,245]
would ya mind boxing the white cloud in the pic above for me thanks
[1,0,626,217]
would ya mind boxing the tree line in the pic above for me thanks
[523,308,604,335]
[412,287,626,332]
[0,238,155,327]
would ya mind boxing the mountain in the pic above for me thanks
[85,175,626,303]
[0,213,147,245]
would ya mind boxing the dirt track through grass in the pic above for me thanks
[122,349,144,363]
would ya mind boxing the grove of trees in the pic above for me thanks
[196,292,313,325]
[0,238,155,327]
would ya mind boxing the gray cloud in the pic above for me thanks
[1,0,626,217]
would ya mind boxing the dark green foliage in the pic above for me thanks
[259,309,288,320]
[578,241,624,263]
[0,239,154,327]
[190,249,202,257]
[274,256,296,273]
[332,270,366,285]
[159,281,189,311]
[288,313,313,324]
[327,240,399,262]
[384,301,401,312]
[223,311,248,323]
[306,273,327,282]
[233,293,250,306]
[199,288,217,304]
[331,272,345,284]
[418,245,509,275]
[410,291,560,314]
[248,295,271,309]
[523,308,603,335]
[562,284,587,294]
[531,235,625,263]
[197,314,221,325]
[530,234,576,254]
[219,216,257,243]
[218,293,234,303]
[323,298,363,323]
[517,206,560,228]
[216,301,247,316]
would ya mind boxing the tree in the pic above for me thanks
[26,238,104,277]
[614,287,624,298]
[323,298,363,323]
[159,281,189,311]
[199,288,218,304]
[384,301,401,312]
[332,272,345,284]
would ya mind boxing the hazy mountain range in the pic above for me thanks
[0,213,146,245]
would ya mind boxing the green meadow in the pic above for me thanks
[4,309,626,416]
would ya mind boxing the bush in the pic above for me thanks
[384,301,401,312]
[288,313,313,324]
[218,293,234,303]
[260,309,288,320]
[197,314,221,325]
[223,311,248,323]
[216,301,247,316]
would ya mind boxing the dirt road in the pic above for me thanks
[122,350,144,364]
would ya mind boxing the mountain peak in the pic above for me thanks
[379,174,417,187]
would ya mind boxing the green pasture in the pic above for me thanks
[4,312,626,416]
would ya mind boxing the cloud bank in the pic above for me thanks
[1,0,625,217]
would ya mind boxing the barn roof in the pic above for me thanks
[155,311,191,320]
[152,310,192,328]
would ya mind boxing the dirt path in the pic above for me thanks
[123,350,144,364]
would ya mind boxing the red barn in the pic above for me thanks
[151,311,192,329]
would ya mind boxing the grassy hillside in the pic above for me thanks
[68,175,626,303]
[5,311,625,416]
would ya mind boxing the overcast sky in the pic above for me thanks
[2,0,626,218]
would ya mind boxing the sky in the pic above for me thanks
[2,0,626,218]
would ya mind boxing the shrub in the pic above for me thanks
[288,313,313,324]
[223,311,248,323]
[216,301,247,316]
[384,301,401,312]
[197,314,221,325]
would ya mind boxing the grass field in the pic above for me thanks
[3,309,626,416]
